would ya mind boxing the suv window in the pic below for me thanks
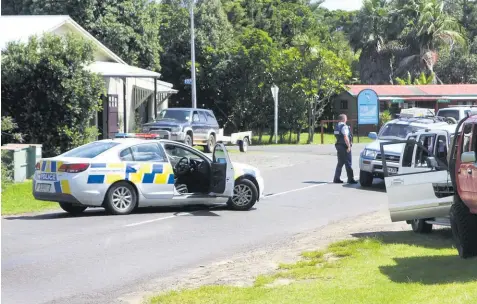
[199,111,207,123]
[378,122,425,139]
[438,109,460,121]
[62,141,119,158]
[402,135,416,167]
[206,111,217,124]
[121,143,166,162]
[436,135,448,166]
[192,111,200,123]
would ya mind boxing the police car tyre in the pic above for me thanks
[239,137,249,153]
[59,202,87,215]
[411,219,433,233]
[104,181,138,215]
[359,170,373,187]
[450,196,477,259]
[185,134,193,146]
[227,178,258,211]
[204,134,216,153]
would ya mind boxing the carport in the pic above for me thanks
[86,62,178,135]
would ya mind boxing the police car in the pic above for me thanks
[359,108,456,187]
[33,133,264,215]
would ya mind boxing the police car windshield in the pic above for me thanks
[61,142,120,158]
[378,123,426,139]
[157,109,191,122]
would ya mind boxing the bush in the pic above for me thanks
[1,33,105,157]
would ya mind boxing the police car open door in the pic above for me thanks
[209,143,234,197]
[383,131,454,222]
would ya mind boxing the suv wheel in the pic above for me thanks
[411,219,433,233]
[204,134,216,153]
[359,170,373,187]
[450,195,477,258]
[239,137,249,152]
[185,133,193,146]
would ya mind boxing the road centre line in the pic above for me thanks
[123,178,357,228]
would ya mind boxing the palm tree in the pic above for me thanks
[395,0,466,83]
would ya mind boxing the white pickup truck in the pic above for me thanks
[380,123,460,232]
[217,129,253,152]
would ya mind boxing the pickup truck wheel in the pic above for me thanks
[227,178,257,211]
[411,219,433,233]
[204,134,215,153]
[59,202,87,215]
[239,137,249,152]
[450,196,477,259]
[359,170,373,187]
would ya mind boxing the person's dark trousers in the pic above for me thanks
[334,143,355,182]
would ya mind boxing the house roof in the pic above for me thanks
[86,61,161,78]
[346,84,477,100]
[0,15,125,64]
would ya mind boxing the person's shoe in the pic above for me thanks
[347,179,358,184]
[333,179,344,184]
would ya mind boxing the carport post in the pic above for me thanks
[123,77,127,133]
[154,77,157,120]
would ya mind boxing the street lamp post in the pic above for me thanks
[271,84,279,144]
[190,0,197,108]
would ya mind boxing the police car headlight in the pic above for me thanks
[171,126,182,132]
[362,149,378,159]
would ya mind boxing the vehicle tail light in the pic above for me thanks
[35,162,41,170]
[58,163,90,173]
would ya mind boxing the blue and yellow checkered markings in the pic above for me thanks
[40,160,63,173]
[49,180,71,194]
[86,162,174,185]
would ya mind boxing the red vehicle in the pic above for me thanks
[449,114,477,258]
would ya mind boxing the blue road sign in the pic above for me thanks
[184,78,192,85]
[357,89,379,125]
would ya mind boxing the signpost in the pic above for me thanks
[357,89,380,137]
[271,84,279,144]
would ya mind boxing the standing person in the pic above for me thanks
[333,114,358,184]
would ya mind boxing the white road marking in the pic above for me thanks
[124,212,191,227]
[124,176,360,227]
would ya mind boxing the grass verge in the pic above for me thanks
[148,230,477,304]
[1,180,58,215]
[252,133,372,145]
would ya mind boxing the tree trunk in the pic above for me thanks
[288,130,292,144]
[297,128,301,144]
[268,130,274,144]
[307,103,313,144]
[258,128,263,145]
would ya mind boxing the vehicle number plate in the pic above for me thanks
[387,167,398,174]
[36,183,51,192]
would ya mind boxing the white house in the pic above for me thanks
[0,15,178,138]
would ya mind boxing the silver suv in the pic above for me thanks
[142,108,220,153]
[359,116,452,187]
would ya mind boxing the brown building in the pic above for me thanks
[331,84,477,136]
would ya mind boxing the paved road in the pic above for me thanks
[1,144,387,304]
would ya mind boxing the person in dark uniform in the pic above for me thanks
[333,114,358,184]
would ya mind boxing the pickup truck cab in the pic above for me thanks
[448,114,477,258]
[437,106,477,123]
[359,109,453,187]
[382,124,457,233]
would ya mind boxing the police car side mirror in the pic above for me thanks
[368,132,378,140]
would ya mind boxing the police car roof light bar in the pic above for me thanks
[114,133,161,139]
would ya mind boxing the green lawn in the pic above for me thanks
[149,230,477,304]
[252,133,373,145]
[1,180,58,215]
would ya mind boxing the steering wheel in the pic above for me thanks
[174,157,190,176]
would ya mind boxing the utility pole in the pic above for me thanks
[190,0,197,108]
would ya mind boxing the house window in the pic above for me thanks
[340,100,348,110]
[467,101,473,106]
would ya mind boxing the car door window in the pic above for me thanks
[119,148,134,161]
[192,111,200,123]
[414,134,436,168]
[402,136,416,167]
[199,111,207,123]
[206,111,217,124]
[163,144,205,163]
[436,135,448,166]
[130,143,166,162]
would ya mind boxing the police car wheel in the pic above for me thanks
[104,182,137,215]
[227,178,257,211]
[59,202,87,215]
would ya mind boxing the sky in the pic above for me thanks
[319,0,363,11]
